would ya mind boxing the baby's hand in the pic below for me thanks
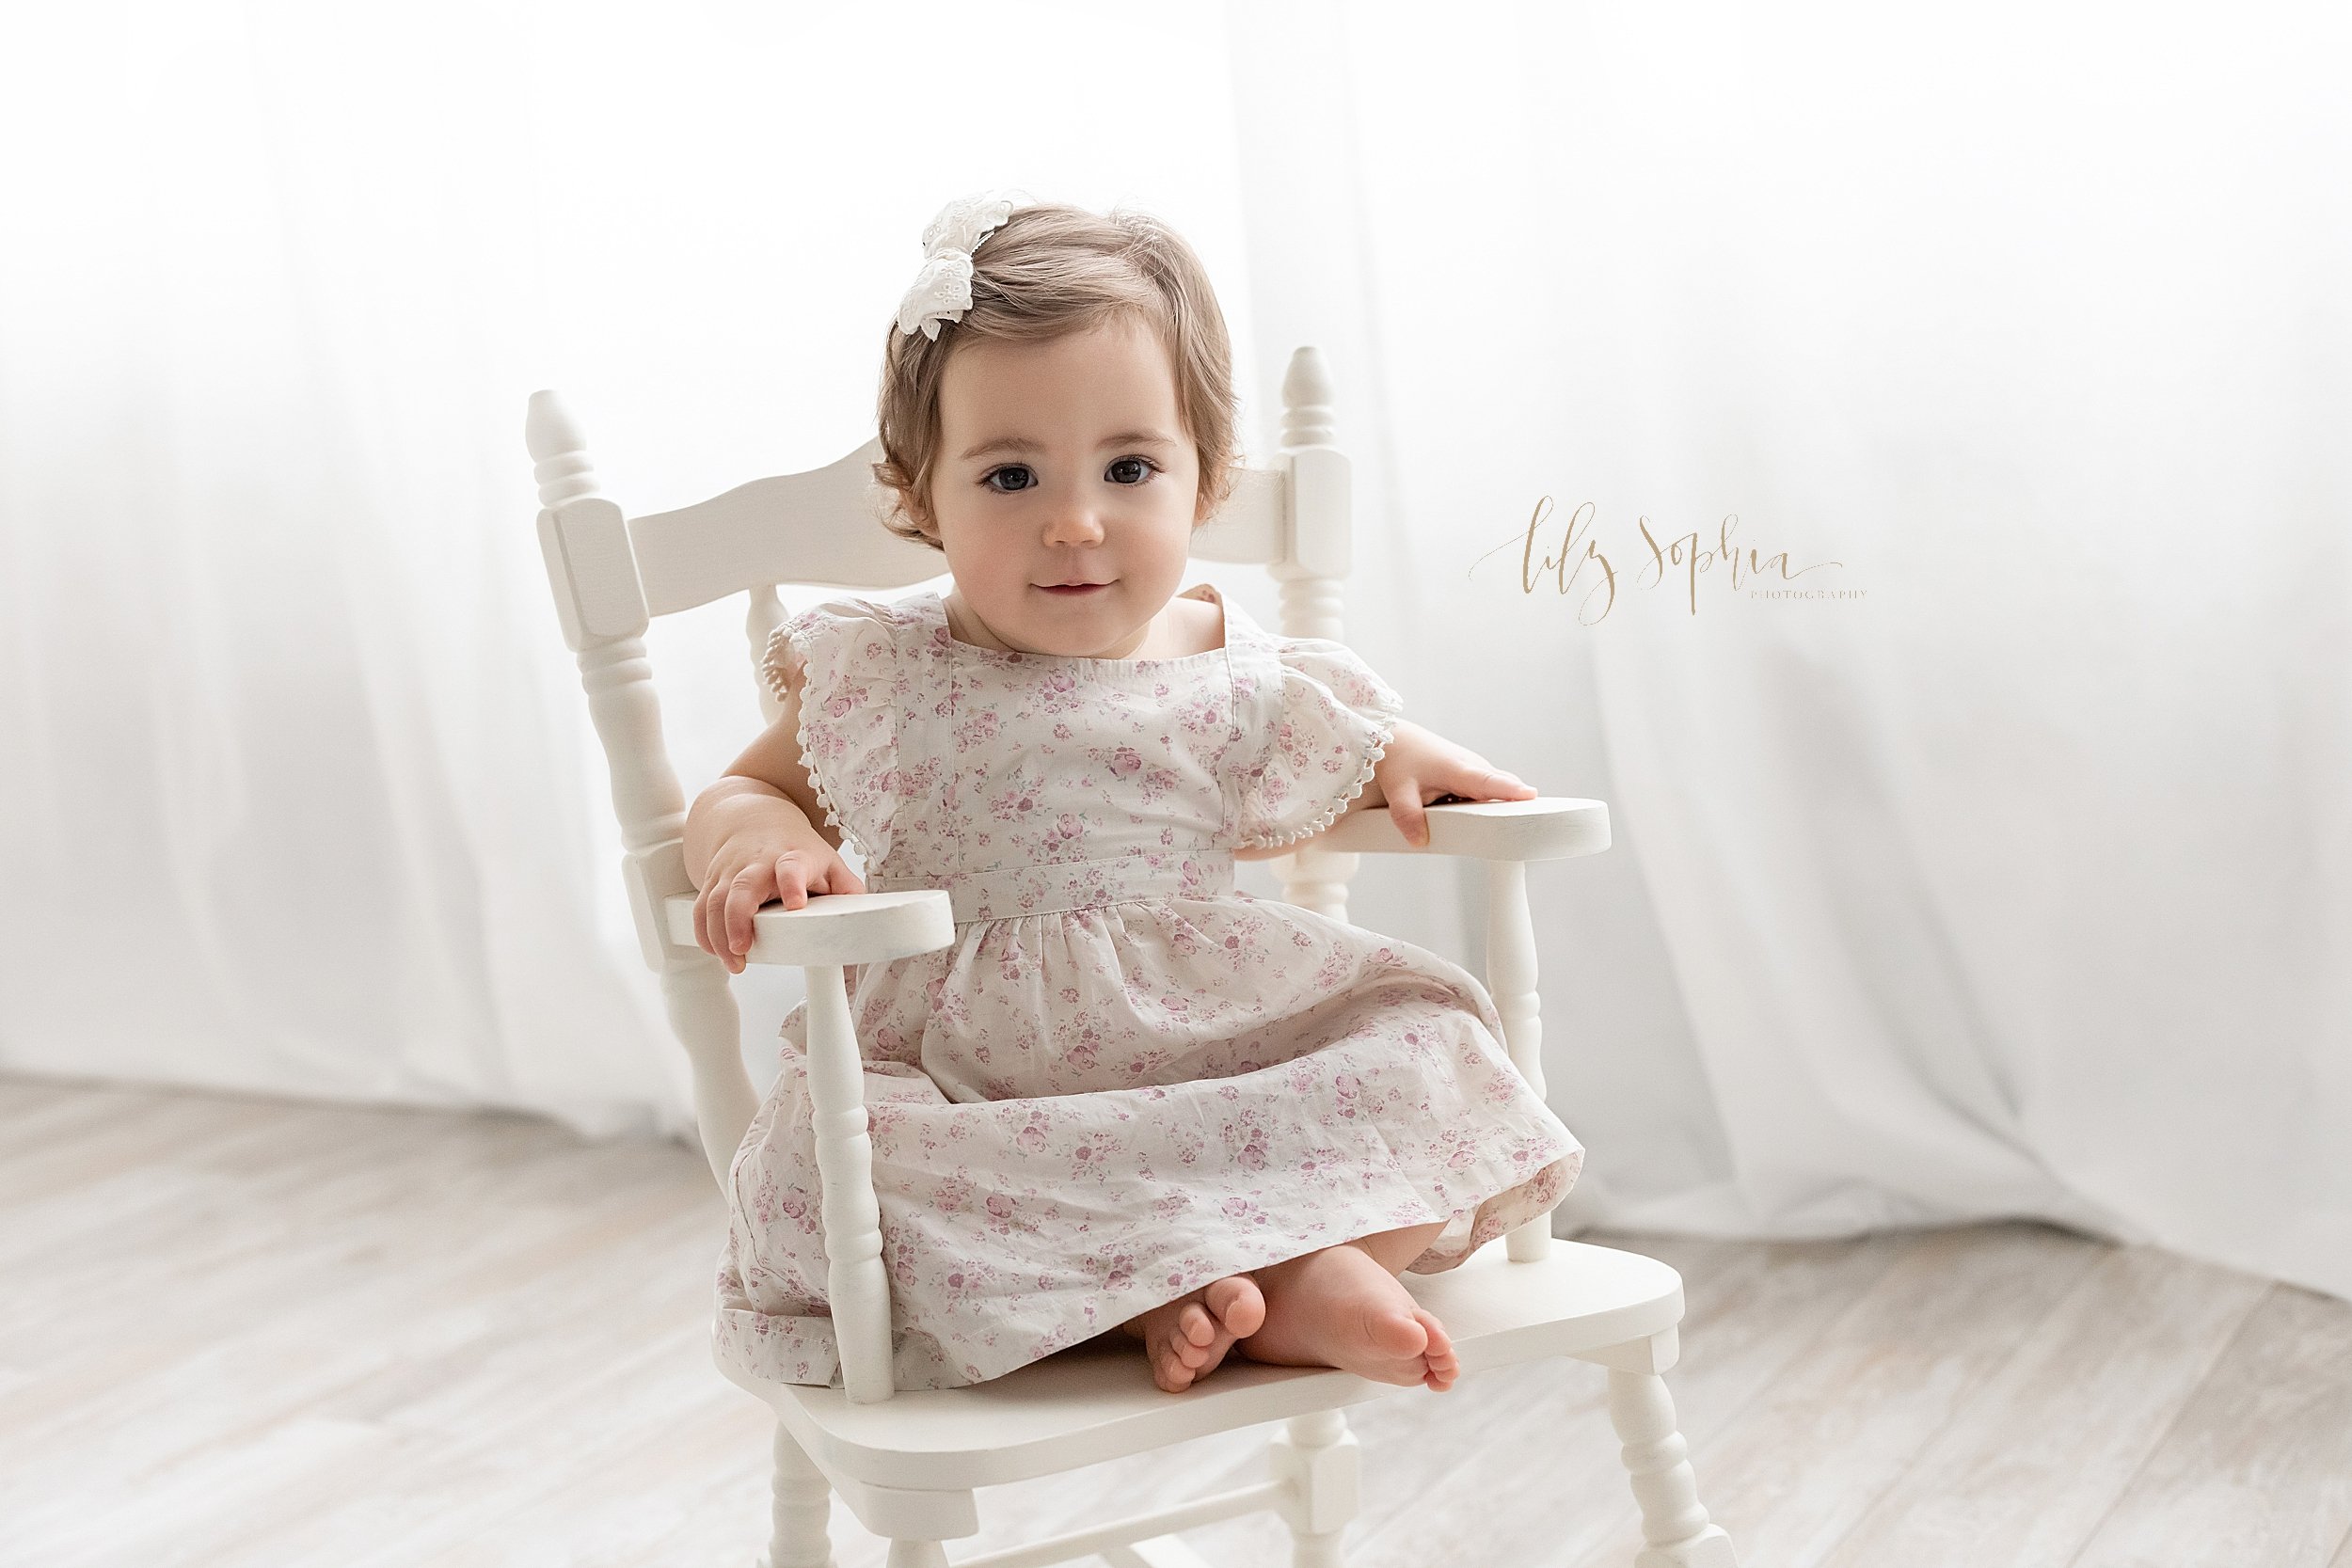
[692,830,866,974]
[1370,720,1537,849]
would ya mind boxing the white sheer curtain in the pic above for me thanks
[0,2,1256,1133]
[1230,1,2350,1300]
[4,3,2344,1301]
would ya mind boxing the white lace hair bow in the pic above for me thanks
[896,189,1027,341]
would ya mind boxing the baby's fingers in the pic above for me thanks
[1388,788,1432,849]
[723,864,784,970]
[1444,763,1536,801]
[694,878,742,973]
[692,882,721,961]
[1478,766,1537,799]
[770,850,826,911]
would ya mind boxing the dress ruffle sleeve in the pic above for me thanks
[759,596,908,866]
[1232,635,1406,850]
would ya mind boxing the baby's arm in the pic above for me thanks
[682,655,866,973]
[1233,719,1536,859]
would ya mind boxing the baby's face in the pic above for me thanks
[922,315,1202,658]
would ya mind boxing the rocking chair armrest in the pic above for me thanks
[1306,796,1612,862]
[660,889,958,969]
[660,887,952,1406]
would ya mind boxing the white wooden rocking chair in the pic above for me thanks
[524,347,1739,1568]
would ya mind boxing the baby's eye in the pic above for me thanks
[982,465,1037,494]
[1106,455,1158,485]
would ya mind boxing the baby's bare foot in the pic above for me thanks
[1120,1275,1268,1393]
[1240,1243,1460,1390]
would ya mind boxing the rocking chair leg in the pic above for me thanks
[1604,1370,1738,1568]
[761,1421,836,1568]
[1268,1406,1360,1567]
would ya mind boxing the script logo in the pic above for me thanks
[1476,497,1861,622]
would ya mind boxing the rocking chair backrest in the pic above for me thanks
[525,346,1371,1194]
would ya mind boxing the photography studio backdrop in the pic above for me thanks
[2,2,2344,1301]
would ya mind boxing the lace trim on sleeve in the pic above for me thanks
[1232,676,1392,850]
[1233,705,1400,850]
[762,619,882,866]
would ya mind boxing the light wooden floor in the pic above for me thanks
[5,1077,2348,1568]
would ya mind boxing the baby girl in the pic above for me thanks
[683,193,1582,1397]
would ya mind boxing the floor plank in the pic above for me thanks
[1819,1243,2270,1568]
[6,1076,2348,1568]
[2068,1281,2352,1568]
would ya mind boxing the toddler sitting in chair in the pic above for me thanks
[683,192,1582,1395]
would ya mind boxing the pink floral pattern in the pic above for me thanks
[716,583,1582,1391]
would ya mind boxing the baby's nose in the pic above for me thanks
[1042,509,1106,546]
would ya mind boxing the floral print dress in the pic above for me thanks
[714,582,1582,1392]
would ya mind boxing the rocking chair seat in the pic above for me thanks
[723,1239,1683,1493]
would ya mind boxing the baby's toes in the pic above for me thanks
[1152,1338,1198,1391]
[1205,1274,1266,1338]
[1170,1326,1217,1372]
[1413,1308,1460,1388]
[1178,1301,1219,1350]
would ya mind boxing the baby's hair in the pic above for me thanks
[873,200,1241,550]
